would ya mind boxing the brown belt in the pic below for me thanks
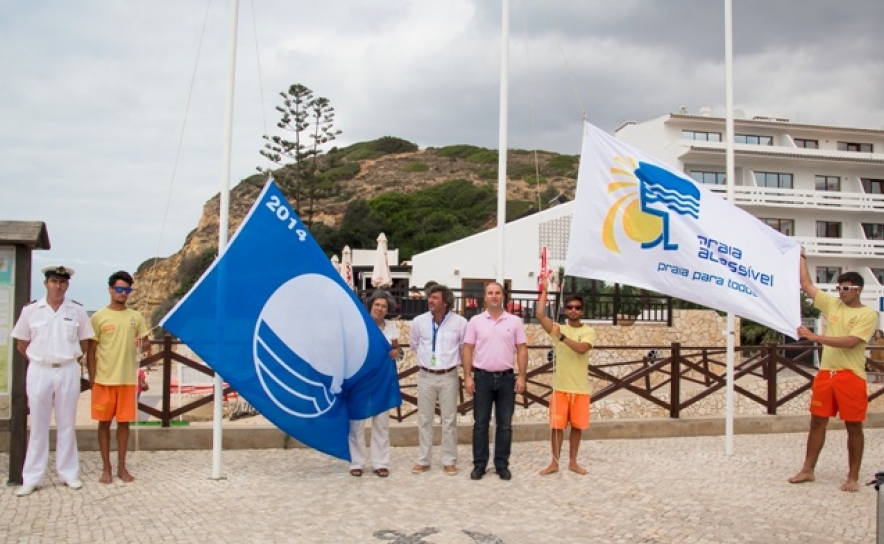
[420,366,457,375]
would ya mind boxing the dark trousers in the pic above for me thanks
[471,370,515,470]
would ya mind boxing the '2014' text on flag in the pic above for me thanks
[160,179,402,460]
[566,121,801,338]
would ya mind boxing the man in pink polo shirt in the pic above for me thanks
[462,281,528,481]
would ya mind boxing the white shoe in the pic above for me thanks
[15,485,36,497]
[65,479,83,490]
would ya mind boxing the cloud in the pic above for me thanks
[1,0,881,310]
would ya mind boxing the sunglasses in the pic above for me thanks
[565,304,583,310]
[835,285,860,292]
[113,286,133,294]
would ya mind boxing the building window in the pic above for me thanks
[815,267,842,284]
[862,223,884,240]
[794,138,819,149]
[814,175,841,191]
[759,218,794,236]
[838,141,873,153]
[735,134,773,146]
[689,170,726,185]
[754,171,793,189]
[861,178,884,194]
[872,268,884,285]
[816,221,841,238]
[682,130,722,142]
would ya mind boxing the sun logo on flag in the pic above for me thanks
[602,156,700,253]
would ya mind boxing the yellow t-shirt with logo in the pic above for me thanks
[552,323,596,394]
[814,291,877,380]
[90,307,149,385]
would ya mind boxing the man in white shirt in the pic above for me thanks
[11,265,95,496]
[409,284,467,475]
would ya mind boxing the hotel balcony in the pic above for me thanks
[706,185,884,212]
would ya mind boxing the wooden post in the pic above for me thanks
[161,334,172,427]
[670,342,681,418]
[766,343,777,415]
[7,245,32,486]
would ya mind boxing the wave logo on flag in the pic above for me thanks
[160,179,401,460]
[255,273,368,417]
[604,157,701,253]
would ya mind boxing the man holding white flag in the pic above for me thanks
[788,254,877,492]
[566,120,801,337]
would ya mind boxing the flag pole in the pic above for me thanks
[724,0,736,457]
[496,0,509,284]
[212,0,239,479]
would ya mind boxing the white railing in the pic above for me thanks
[707,185,884,211]
[795,236,884,258]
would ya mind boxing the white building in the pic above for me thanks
[411,110,884,320]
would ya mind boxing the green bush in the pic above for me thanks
[346,148,383,161]
[477,167,497,180]
[402,162,429,173]
[321,162,360,181]
[370,136,418,154]
[437,145,488,159]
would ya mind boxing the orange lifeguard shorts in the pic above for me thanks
[809,370,867,422]
[549,390,590,430]
[91,384,138,422]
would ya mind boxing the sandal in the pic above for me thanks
[350,468,363,477]
[374,468,389,478]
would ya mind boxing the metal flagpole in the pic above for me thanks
[496,0,509,284]
[724,0,736,457]
[212,0,240,479]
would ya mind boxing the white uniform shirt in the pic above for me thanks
[11,297,95,363]
[409,311,467,370]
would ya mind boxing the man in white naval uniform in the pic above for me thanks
[11,265,95,496]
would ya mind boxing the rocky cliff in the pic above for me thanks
[128,145,578,323]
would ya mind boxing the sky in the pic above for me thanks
[2,0,882,311]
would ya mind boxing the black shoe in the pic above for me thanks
[470,467,486,480]
[497,467,512,480]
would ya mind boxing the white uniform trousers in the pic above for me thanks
[416,370,459,467]
[348,412,390,470]
[23,361,81,486]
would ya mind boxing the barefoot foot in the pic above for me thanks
[788,470,815,484]
[118,468,135,483]
[840,479,859,492]
[98,470,113,484]
[539,463,559,476]
[568,462,587,475]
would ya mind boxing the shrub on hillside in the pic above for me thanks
[402,162,429,173]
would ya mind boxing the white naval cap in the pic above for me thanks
[41,264,75,279]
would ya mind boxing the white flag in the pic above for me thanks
[566,121,801,338]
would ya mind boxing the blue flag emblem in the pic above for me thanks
[160,179,402,460]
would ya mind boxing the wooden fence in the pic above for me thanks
[140,336,884,426]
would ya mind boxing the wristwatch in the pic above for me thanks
[559,334,566,342]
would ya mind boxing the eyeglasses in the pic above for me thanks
[113,286,133,294]
[835,285,860,292]
[564,305,583,310]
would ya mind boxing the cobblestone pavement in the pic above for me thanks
[2,429,882,543]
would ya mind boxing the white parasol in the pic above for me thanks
[370,232,393,288]
[340,245,354,289]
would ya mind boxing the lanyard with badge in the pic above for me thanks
[431,312,449,366]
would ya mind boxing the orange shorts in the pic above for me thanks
[91,384,138,422]
[549,390,590,430]
[809,370,867,422]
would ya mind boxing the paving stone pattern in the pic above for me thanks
[2,429,882,543]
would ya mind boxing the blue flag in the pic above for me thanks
[160,179,402,460]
